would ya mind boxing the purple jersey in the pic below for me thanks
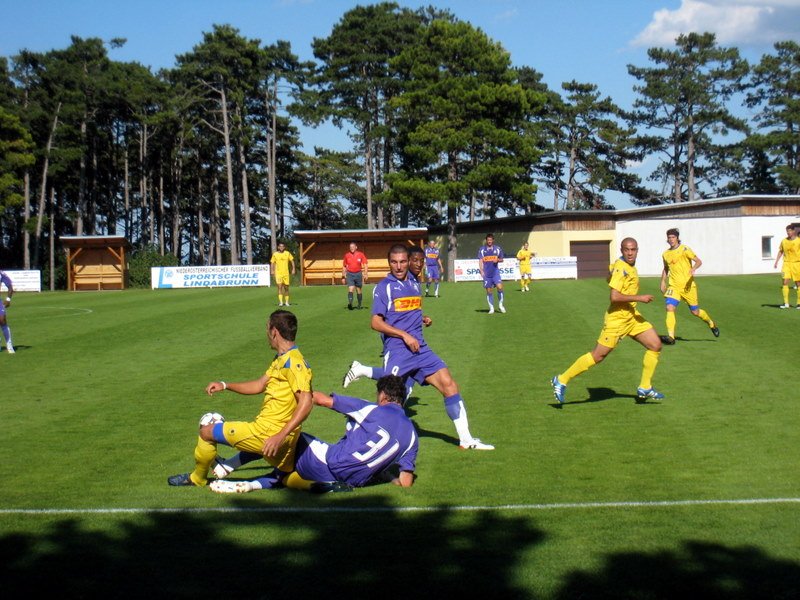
[372,272,424,352]
[425,247,440,268]
[0,271,11,290]
[478,245,504,279]
[296,394,418,487]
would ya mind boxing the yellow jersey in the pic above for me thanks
[607,258,639,317]
[270,250,294,278]
[779,237,800,263]
[516,249,533,272]
[662,244,697,289]
[254,346,312,431]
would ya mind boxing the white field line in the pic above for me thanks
[26,306,94,318]
[1,497,799,516]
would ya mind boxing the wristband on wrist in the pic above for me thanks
[221,381,227,390]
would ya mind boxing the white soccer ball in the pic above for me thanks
[199,412,225,427]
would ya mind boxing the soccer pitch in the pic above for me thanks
[2,275,799,597]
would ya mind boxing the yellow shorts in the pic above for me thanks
[519,267,532,277]
[782,262,800,282]
[597,311,653,349]
[221,420,300,472]
[275,274,290,286]
[664,280,699,308]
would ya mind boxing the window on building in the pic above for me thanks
[762,236,773,259]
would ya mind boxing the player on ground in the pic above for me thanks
[270,241,295,306]
[0,270,14,354]
[516,241,535,292]
[210,375,417,493]
[774,224,800,309]
[167,310,313,487]
[551,237,664,404]
[478,233,505,313]
[424,239,444,298]
[342,242,368,310]
[659,228,719,344]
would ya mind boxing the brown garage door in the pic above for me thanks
[570,241,611,279]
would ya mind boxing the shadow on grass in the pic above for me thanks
[3,506,798,598]
[414,422,461,447]
[555,540,800,599]
[0,497,543,598]
[550,387,657,408]
[668,336,717,344]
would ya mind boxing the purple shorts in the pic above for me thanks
[383,343,447,385]
[294,433,336,482]
[483,272,502,288]
[426,266,440,281]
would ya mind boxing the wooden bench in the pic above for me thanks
[302,259,340,286]
[72,263,124,290]
[301,258,391,285]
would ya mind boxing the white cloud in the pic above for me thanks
[631,0,800,47]
[493,8,520,22]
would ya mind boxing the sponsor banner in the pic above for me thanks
[1,270,42,292]
[453,259,519,282]
[454,257,577,282]
[530,257,578,280]
[151,265,271,289]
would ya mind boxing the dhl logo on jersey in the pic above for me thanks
[426,252,438,259]
[482,255,499,263]
[393,296,422,312]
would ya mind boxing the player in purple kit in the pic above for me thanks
[478,233,506,314]
[0,271,15,354]
[424,240,443,298]
[343,246,429,398]
[369,244,492,450]
[210,375,417,492]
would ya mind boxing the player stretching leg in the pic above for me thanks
[551,238,664,404]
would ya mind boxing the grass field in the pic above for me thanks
[2,274,799,598]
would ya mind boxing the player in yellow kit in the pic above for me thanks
[659,228,718,344]
[270,241,296,306]
[774,224,800,309]
[516,241,535,292]
[551,238,664,404]
[168,310,313,487]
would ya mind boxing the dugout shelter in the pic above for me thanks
[294,228,427,286]
[61,235,131,291]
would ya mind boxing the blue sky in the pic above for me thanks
[2,0,798,209]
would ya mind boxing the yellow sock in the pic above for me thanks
[639,350,660,389]
[285,295,290,304]
[283,471,315,491]
[278,294,284,304]
[783,285,789,305]
[696,309,714,327]
[190,436,216,486]
[665,312,676,338]
[560,352,596,384]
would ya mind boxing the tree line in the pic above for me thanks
[0,3,797,276]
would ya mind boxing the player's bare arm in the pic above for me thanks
[393,470,415,487]
[312,390,334,409]
[205,374,269,396]
[690,255,702,276]
[262,389,313,457]
[370,313,420,352]
[610,288,654,304]
[774,248,783,269]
